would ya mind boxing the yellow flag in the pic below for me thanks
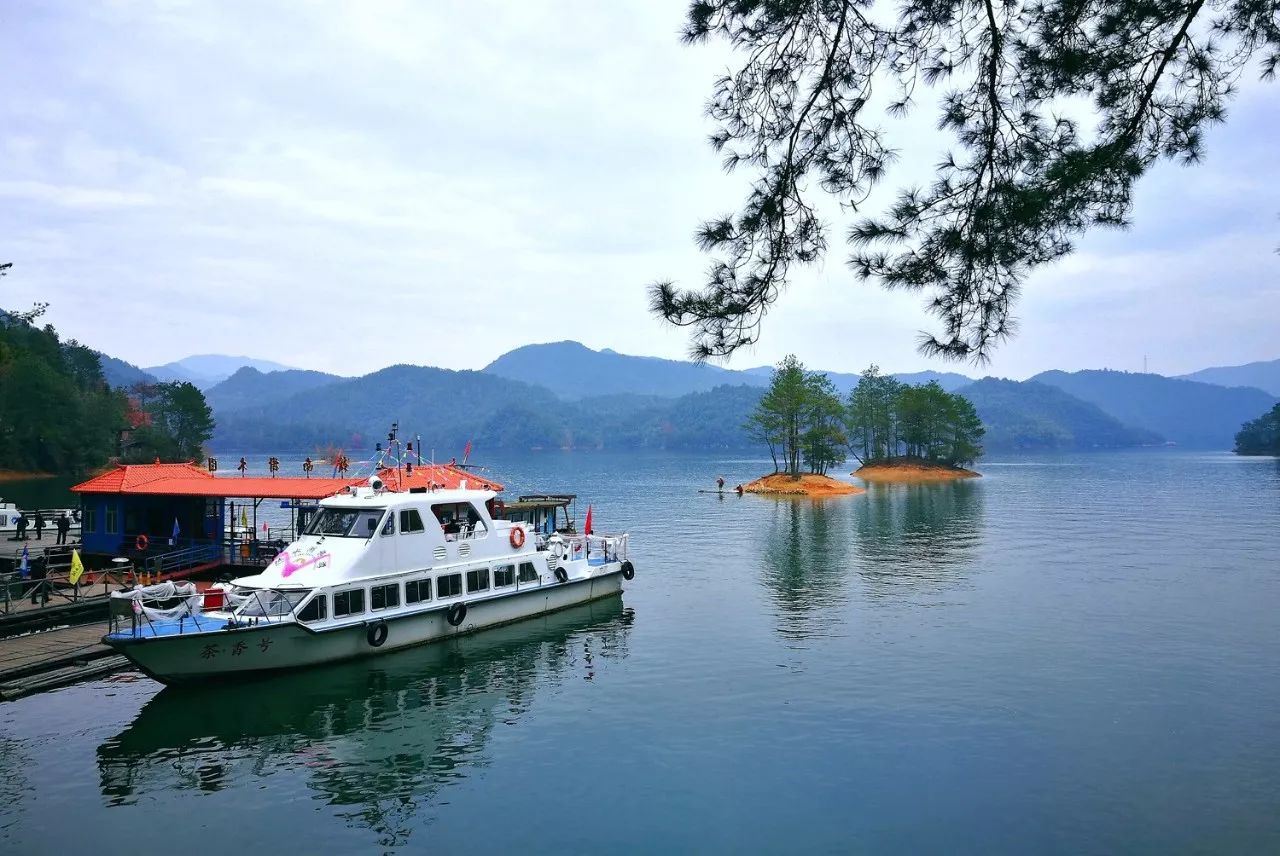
[69,549,85,585]
[240,508,249,528]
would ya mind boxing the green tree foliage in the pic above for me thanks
[1234,403,1280,455]
[0,298,129,475]
[747,355,847,476]
[846,365,903,461]
[801,371,847,475]
[124,382,216,463]
[651,1,1280,360]
[847,371,985,466]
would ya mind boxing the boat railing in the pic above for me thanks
[106,583,293,639]
[538,533,629,563]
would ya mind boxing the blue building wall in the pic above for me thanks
[78,494,226,557]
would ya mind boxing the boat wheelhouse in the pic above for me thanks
[103,477,634,684]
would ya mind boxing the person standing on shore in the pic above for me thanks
[10,513,28,541]
[55,513,70,545]
[33,512,45,540]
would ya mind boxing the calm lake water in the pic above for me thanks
[2,450,1279,854]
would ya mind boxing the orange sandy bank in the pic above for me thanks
[854,461,980,482]
[0,470,55,482]
[743,473,866,497]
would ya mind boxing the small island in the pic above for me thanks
[743,472,865,497]
[743,358,985,491]
[853,458,980,482]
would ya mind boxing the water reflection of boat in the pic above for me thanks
[97,595,632,841]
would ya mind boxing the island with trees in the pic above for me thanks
[741,357,985,496]
[1234,404,1280,456]
[846,366,984,481]
[742,355,863,496]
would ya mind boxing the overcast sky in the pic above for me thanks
[2,0,1276,379]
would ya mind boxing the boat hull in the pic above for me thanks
[106,571,624,685]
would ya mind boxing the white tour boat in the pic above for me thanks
[103,476,634,684]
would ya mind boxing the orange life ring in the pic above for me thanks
[509,526,526,549]
[136,534,149,551]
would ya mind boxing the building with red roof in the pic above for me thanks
[71,461,502,559]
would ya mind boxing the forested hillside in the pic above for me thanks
[483,341,757,399]
[204,367,341,413]
[957,379,1163,450]
[1032,370,1276,449]
[0,303,127,474]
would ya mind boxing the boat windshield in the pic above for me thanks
[235,589,310,618]
[305,507,386,538]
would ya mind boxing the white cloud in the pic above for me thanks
[0,0,1275,379]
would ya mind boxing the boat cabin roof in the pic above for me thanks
[318,485,497,508]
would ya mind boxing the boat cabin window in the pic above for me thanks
[405,578,431,603]
[518,562,538,584]
[437,573,462,599]
[306,508,387,538]
[297,594,327,623]
[333,588,366,617]
[466,568,490,593]
[238,589,309,618]
[371,583,400,611]
[382,515,395,536]
[493,564,515,588]
[432,503,488,541]
[399,508,426,534]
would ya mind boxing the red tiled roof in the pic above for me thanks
[73,463,215,493]
[72,462,502,499]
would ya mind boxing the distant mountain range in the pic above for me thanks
[88,341,1277,454]
[1030,370,1276,449]
[483,340,973,397]
[1177,358,1280,397]
[956,378,1164,450]
[96,352,157,388]
[144,354,301,388]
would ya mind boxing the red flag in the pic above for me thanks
[584,504,593,536]
[462,440,473,463]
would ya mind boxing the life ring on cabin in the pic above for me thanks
[554,567,569,584]
[366,620,389,648]
[447,602,468,627]
[135,534,149,551]
[622,561,635,581]
[509,526,526,549]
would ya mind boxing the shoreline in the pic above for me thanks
[0,470,57,483]
[854,461,981,482]
[743,472,866,497]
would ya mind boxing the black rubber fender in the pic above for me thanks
[621,561,635,581]
[554,567,569,583]
[366,620,389,647]
[447,601,468,627]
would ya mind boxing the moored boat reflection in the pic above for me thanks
[97,596,632,847]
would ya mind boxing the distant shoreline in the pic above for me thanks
[854,460,981,482]
[0,470,56,482]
